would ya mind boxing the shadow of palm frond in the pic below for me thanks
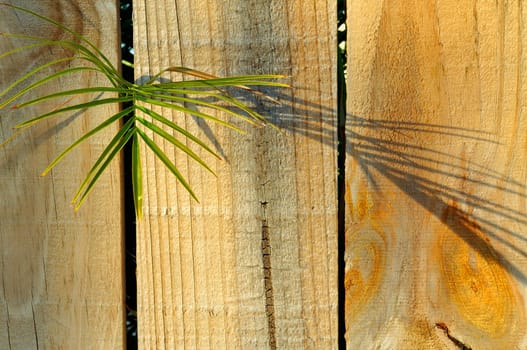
[347,115,527,281]
[231,86,527,283]
[36,76,521,284]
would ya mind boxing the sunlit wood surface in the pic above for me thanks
[346,1,527,348]
[0,1,124,349]
[134,0,338,348]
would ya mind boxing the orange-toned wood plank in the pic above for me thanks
[346,1,527,348]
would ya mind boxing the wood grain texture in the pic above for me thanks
[0,1,124,349]
[133,0,337,348]
[346,0,527,349]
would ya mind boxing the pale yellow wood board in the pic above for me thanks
[0,1,124,349]
[346,0,527,349]
[133,0,337,348]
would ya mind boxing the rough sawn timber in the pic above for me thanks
[0,1,124,349]
[346,1,527,349]
[133,0,338,348]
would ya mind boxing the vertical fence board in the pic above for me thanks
[346,0,527,348]
[0,1,124,349]
[134,0,337,348]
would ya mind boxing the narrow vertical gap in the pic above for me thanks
[119,1,137,349]
[337,0,347,349]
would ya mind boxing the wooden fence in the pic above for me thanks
[133,0,337,348]
[346,1,527,349]
[0,1,124,349]
[1,0,527,349]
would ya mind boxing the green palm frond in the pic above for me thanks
[0,3,287,218]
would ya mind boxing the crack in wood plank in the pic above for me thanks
[31,303,40,350]
[435,322,472,350]
[261,216,276,350]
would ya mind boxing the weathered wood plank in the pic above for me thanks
[0,1,124,349]
[346,0,527,348]
[134,0,337,348]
